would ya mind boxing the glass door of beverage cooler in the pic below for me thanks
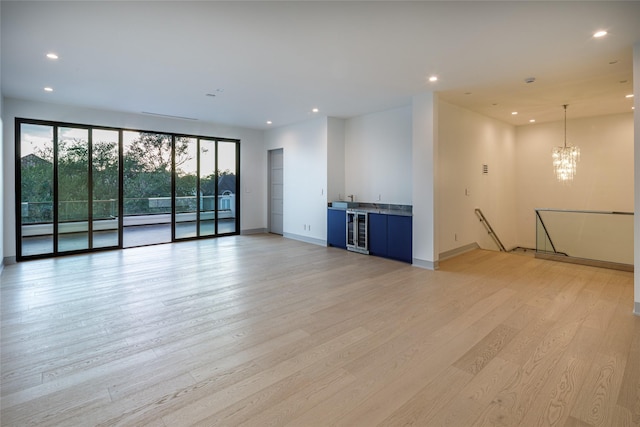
[346,210,369,254]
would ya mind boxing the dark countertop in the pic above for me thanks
[328,202,412,217]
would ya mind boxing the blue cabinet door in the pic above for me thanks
[387,215,412,263]
[327,209,347,249]
[368,213,388,257]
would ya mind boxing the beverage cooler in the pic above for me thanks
[346,209,369,254]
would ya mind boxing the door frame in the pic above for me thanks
[267,148,284,235]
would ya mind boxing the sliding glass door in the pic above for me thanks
[19,123,124,258]
[17,118,240,261]
[174,137,239,240]
[19,123,54,257]
[199,139,217,237]
[217,141,238,235]
[92,129,120,249]
[175,137,198,239]
[122,131,172,247]
[57,127,90,252]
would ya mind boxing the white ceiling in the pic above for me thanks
[2,1,639,130]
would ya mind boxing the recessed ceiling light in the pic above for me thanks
[625,94,634,98]
[46,53,58,60]
[206,89,223,97]
[593,30,607,38]
[529,119,536,123]
[266,121,272,125]
[428,76,438,82]
[312,108,319,113]
[44,87,53,92]
[511,112,518,115]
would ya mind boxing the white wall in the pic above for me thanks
[437,100,518,254]
[516,112,634,249]
[2,98,266,260]
[344,106,412,204]
[0,103,3,270]
[327,117,345,203]
[264,116,328,245]
[0,0,4,268]
[634,41,639,315]
[412,93,438,268]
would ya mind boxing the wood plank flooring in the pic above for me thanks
[1,234,638,426]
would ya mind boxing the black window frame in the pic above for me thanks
[15,117,241,261]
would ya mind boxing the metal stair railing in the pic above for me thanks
[474,208,506,252]
[535,209,568,256]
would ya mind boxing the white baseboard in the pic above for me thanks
[283,233,326,247]
[412,258,439,270]
[2,256,16,267]
[241,228,267,235]
[439,242,480,261]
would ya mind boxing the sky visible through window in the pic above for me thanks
[21,125,236,173]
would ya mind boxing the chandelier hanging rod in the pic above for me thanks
[563,104,568,149]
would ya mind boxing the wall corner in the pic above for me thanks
[634,41,640,311]
[412,92,439,266]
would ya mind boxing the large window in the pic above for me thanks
[16,118,240,260]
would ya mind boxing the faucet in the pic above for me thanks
[348,194,354,202]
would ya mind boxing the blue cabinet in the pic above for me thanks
[387,215,412,263]
[327,209,346,249]
[368,213,388,257]
[327,209,412,263]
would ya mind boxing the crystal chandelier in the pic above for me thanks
[552,104,580,182]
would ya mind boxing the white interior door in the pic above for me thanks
[269,149,283,235]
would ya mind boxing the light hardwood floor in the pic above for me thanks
[1,234,639,426]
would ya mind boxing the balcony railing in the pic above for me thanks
[21,195,235,224]
[21,195,236,238]
[535,208,633,271]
